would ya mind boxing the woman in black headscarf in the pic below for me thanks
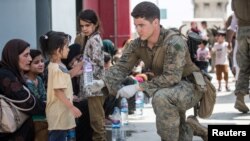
[0,39,46,141]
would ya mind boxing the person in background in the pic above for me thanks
[226,13,239,80]
[0,39,46,141]
[200,21,208,40]
[225,14,236,77]
[104,52,112,71]
[188,21,201,35]
[25,49,48,141]
[103,52,118,124]
[88,2,208,141]
[112,38,133,64]
[61,44,82,98]
[40,31,82,141]
[212,30,232,92]
[76,9,106,141]
[102,39,117,64]
[196,40,210,73]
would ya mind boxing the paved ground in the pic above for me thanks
[107,71,250,141]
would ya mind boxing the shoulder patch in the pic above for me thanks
[174,43,182,51]
[169,36,185,51]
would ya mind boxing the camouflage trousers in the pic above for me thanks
[88,96,107,141]
[235,26,250,95]
[152,81,203,141]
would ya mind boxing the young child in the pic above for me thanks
[61,43,93,141]
[212,30,232,92]
[40,31,83,141]
[25,49,48,141]
[76,9,106,141]
[196,40,210,73]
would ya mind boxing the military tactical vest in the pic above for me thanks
[152,29,200,77]
[232,0,250,26]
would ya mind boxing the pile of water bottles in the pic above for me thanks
[111,91,144,141]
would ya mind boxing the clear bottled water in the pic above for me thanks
[111,107,121,128]
[120,97,128,125]
[83,57,93,97]
[135,91,144,116]
[112,128,126,141]
[83,57,93,87]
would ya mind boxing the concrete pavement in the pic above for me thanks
[107,71,250,141]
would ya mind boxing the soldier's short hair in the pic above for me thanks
[131,1,160,22]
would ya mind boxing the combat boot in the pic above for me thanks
[186,115,208,141]
[234,94,249,113]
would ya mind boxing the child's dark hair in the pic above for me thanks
[40,31,71,58]
[78,9,100,32]
[131,1,160,22]
[201,40,208,46]
[30,49,42,60]
[217,29,226,37]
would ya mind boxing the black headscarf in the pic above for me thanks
[62,43,81,69]
[0,39,30,84]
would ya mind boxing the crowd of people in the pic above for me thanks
[0,0,249,141]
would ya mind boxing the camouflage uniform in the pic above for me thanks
[103,28,203,141]
[232,0,250,113]
[234,0,250,96]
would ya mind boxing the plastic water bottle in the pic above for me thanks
[112,128,126,141]
[83,58,93,86]
[135,91,144,116]
[120,98,128,125]
[83,58,93,96]
[67,129,76,141]
[111,107,121,128]
[111,128,119,141]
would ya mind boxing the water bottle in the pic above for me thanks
[111,107,121,128]
[135,91,144,116]
[83,57,93,86]
[112,128,126,141]
[120,98,128,125]
[112,128,119,141]
[83,57,93,97]
[67,128,76,141]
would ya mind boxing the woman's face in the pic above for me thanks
[30,54,45,74]
[19,48,32,72]
[80,20,97,36]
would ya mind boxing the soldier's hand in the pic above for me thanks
[117,83,140,99]
[87,79,105,93]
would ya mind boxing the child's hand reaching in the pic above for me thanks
[70,61,83,77]
[70,106,82,118]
